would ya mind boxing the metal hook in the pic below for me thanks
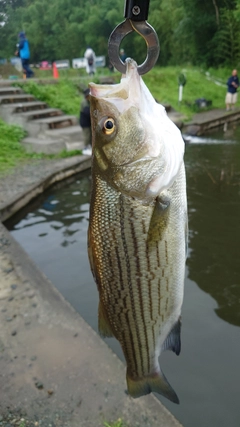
[108,19,160,75]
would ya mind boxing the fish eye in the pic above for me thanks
[103,118,115,135]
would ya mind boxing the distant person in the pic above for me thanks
[84,47,96,76]
[120,48,127,63]
[79,88,92,155]
[15,31,34,78]
[226,69,239,111]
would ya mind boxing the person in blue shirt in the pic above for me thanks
[120,48,127,63]
[16,32,34,78]
[225,69,239,111]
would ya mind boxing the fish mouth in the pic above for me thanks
[89,59,141,112]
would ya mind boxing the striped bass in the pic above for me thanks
[88,58,188,404]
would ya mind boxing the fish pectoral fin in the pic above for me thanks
[98,300,114,338]
[126,368,179,404]
[163,317,181,356]
[147,195,170,243]
[88,229,99,286]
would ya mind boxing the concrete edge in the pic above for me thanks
[182,109,240,135]
[0,222,183,427]
[0,156,91,223]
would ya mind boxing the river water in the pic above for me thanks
[5,127,240,427]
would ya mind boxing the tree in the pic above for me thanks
[1,0,240,66]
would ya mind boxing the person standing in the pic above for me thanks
[84,46,96,76]
[16,32,34,78]
[79,88,92,155]
[120,48,127,63]
[225,69,239,110]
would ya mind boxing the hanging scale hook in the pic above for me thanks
[108,0,160,75]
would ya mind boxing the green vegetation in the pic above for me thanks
[104,419,126,427]
[0,119,82,175]
[143,66,227,119]
[20,66,228,121]
[0,0,240,68]
[0,119,28,173]
[17,79,82,116]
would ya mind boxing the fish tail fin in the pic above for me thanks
[126,368,179,404]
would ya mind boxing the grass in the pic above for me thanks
[21,65,229,122]
[0,119,82,176]
[104,419,127,427]
[17,79,82,116]
[0,119,28,174]
[143,65,227,119]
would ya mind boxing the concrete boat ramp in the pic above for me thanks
[0,157,183,427]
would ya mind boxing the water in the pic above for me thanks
[5,129,240,427]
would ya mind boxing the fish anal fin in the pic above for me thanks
[126,368,179,404]
[98,300,114,338]
[148,195,170,243]
[163,317,181,356]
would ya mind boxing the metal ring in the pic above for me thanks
[108,19,160,75]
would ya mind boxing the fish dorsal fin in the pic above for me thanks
[163,318,181,356]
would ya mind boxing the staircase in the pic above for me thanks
[0,86,85,154]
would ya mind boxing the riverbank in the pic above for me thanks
[0,156,183,427]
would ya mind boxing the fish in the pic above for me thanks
[87,58,188,404]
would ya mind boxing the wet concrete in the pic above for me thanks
[0,156,183,427]
[182,107,240,135]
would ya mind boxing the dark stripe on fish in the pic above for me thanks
[115,242,133,370]
[119,195,141,376]
[146,241,156,354]
[158,278,162,316]
[129,206,150,376]
[156,240,161,268]
[165,240,168,264]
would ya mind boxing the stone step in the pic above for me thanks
[5,108,64,128]
[32,114,77,128]
[26,114,78,137]
[21,137,66,154]
[43,125,83,143]
[0,94,35,104]
[1,101,48,113]
[20,108,63,120]
[65,141,86,152]
[0,86,23,96]
[0,101,48,122]
[21,137,86,155]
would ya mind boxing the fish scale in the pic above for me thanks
[89,163,186,375]
[88,58,187,403]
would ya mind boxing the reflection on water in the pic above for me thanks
[5,134,240,427]
[185,142,240,326]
